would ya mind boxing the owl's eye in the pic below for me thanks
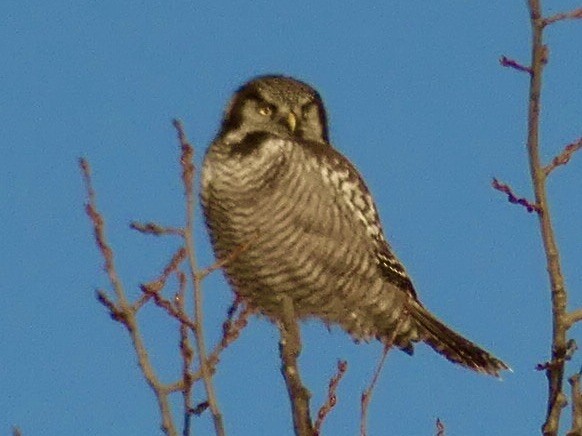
[301,103,315,119]
[257,104,274,117]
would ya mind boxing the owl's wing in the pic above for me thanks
[296,141,419,300]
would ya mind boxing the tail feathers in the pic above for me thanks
[406,302,509,377]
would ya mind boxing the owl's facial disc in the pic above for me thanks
[220,76,330,145]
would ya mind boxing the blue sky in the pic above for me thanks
[2,1,581,435]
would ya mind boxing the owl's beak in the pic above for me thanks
[285,112,297,133]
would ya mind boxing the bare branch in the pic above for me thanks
[360,318,402,436]
[130,221,184,236]
[543,8,582,26]
[536,340,578,371]
[314,360,348,434]
[544,137,582,176]
[139,282,198,332]
[196,233,259,281]
[176,271,195,436]
[566,309,582,329]
[492,178,541,213]
[278,296,314,436]
[203,301,252,377]
[568,373,582,436]
[173,119,225,436]
[520,2,574,433]
[80,158,178,435]
[436,418,446,436]
[499,55,532,74]
[134,248,187,311]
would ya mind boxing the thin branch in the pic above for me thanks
[196,233,259,281]
[202,301,252,377]
[543,8,582,26]
[134,247,187,311]
[492,178,541,213]
[80,158,178,436]
[568,373,582,436]
[566,309,582,329]
[130,221,184,236]
[278,296,314,436]
[176,271,195,436]
[522,1,572,434]
[500,55,533,74]
[173,119,225,436]
[360,319,403,436]
[436,418,446,436]
[139,283,198,332]
[314,360,348,435]
[544,137,582,176]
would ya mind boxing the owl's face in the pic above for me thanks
[219,75,329,145]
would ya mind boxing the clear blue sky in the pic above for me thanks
[2,1,581,435]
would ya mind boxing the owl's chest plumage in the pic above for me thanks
[200,136,391,331]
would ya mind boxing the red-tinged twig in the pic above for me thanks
[173,119,225,436]
[278,296,314,436]
[139,281,198,332]
[134,248,187,311]
[500,55,533,74]
[492,178,541,213]
[543,7,582,26]
[196,233,258,281]
[176,271,195,435]
[544,137,582,176]
[568,373,582,435]
[79,158,178,436]
[436,418,446,436]
[360,318,403,436]
[130,221,184,236]
[204,301,252,374]
[12,427,22,436]
[314,360,348,435]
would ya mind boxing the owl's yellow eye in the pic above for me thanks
[258,105,273,117]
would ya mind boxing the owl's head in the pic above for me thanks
[219,75,330,144]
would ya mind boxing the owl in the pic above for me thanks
[200,75,508,376]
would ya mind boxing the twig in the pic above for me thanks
[173,120,225,436]
[203,301,252,376]
[544,137,582,176]
[499,55,533,74]
[436,418,446,436]
[568,373,582,436]
[139,282,198,332]
[134,247,187,311]
[566,309,582,329]
[130,221,184,236]
[314,360,348,434]
[360,319,403,436]
[80,158,178,436]
[523,2,571,434]
[536,340,578,371]
[196,234,259,281]
[176,271,195,436]
[278,296,314,436]
[492,178,541,213]
[543,8,582,26]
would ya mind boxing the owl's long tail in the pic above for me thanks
[403,301,509,377]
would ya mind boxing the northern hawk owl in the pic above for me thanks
[201,75,508,376]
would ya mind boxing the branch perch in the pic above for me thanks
[278,296,314,436]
